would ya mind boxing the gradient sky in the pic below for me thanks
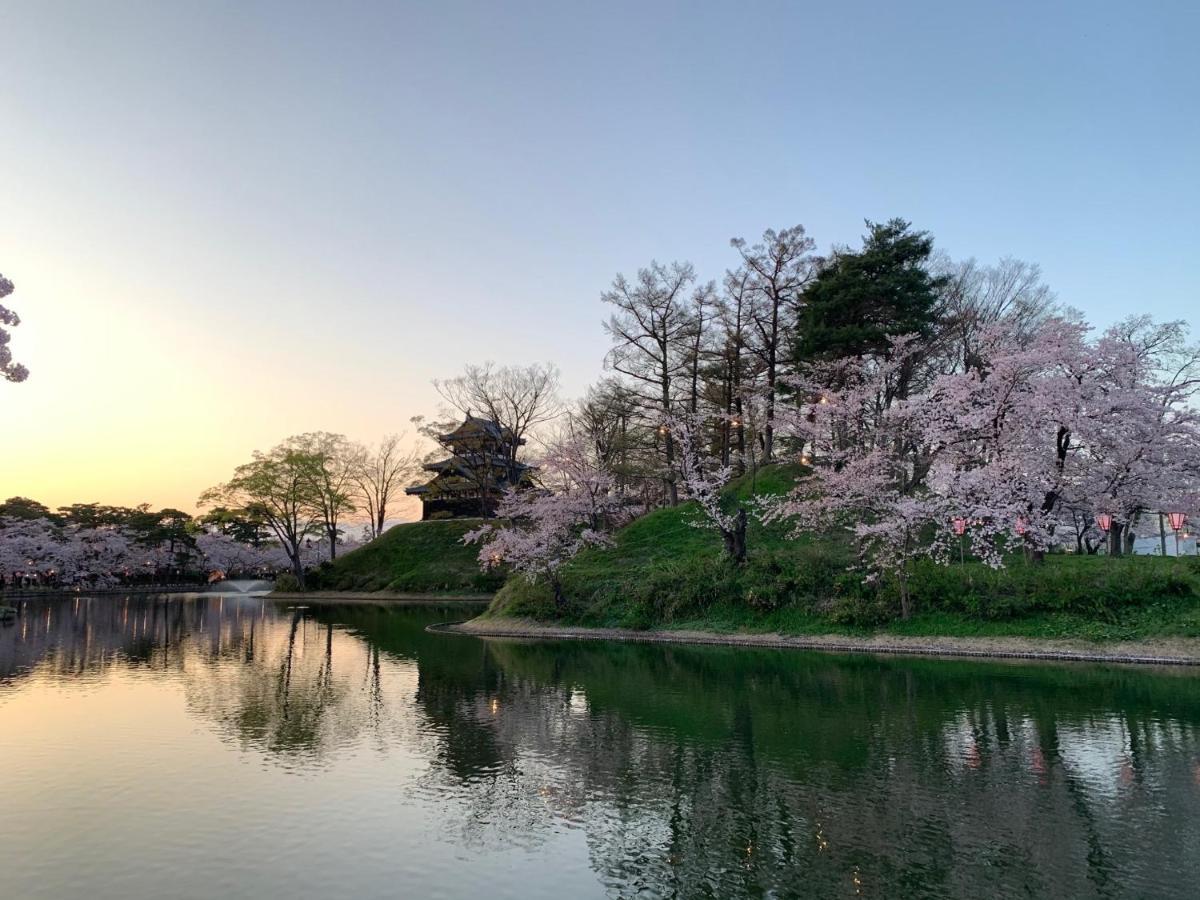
[2,0,1197,514]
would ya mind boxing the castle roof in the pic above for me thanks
[439,416,524,447]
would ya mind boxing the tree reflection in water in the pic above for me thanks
[2,596,1198,898]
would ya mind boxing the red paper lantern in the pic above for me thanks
[1167,512,1186,532]
[1096,513,1113,533]
[952,518,967,536]
[1015,516,1028,536]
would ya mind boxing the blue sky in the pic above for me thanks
[1,0,1196,508]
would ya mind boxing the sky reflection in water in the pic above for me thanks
[1,594,1198,899]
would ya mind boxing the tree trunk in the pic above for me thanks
[734,396,745,473]
[721,507,748,564]
[291,552,306,591]
[664,430,679,506]
[1160,513,1168,557]
[1109,523,1124,557]
[763,304,778,462]
[898,530,912,619]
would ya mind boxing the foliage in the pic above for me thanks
[273,572,302,593]
[0,497,54,520]
[0,272,29,384]
[484,465,1200,640]
[795,218,946,365]
[201,440,325,588]
[464,433,630,603]
[0,513,345,589]
[284,432,358,559]
[761,314,1200,617]
[668,413,747,562]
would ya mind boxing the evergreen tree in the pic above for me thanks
[795,218,946,367]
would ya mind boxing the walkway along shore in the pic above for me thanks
[434,617,1200,667]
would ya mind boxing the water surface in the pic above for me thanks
[1,595,1198,898]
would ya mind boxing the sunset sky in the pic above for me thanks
[2,0,1196,514]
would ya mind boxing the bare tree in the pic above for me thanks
[351,434,423,539]
[602,261,697,505]
[938,256,1059,373]
[730,226,816,461]
[434,362,562,479]
[714,268,755,468]
[684,281,716,414]
[570,377,654,505]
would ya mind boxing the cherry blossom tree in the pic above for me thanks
[1069,318,1200,553]
[1,515,323,589]
[0,517,141,589]
[764,338,947,617]
[667,414,747,563]
[63,525,139,587]
[0,517,62,586]
[767,329,1066,615]
[195,531,285,577]
[464,433,629,606]
[767,312,1200,617]
[1,273,30,384]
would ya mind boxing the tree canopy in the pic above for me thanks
[794,218,947,365]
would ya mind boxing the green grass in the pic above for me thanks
[308,519,504,594]
[484,464,1200,642]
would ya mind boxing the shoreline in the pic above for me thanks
[269,590,493,605]
[437,617,1200,667]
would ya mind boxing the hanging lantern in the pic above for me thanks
[952,518,967,536]
[1095,513,1113,533]
[1167,512,1186,532]
[1015,516,1029,536]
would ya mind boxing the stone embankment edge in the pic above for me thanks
[429,620,1200,667]
[269,591,493,604]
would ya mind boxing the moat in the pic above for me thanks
[1,594,1198,899]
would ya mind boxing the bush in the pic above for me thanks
[900,556,1198,621]
[274,572,303,593]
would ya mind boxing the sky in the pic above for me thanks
[1,0,1197,514]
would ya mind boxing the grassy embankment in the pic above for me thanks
[306,519,504,595]
[485,465,1200,642]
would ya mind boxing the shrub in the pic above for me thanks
[274,572,303,593]
[899,556,1198,620]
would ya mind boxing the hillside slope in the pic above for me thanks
[311,519,504,594]
[485,465,1200,641]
